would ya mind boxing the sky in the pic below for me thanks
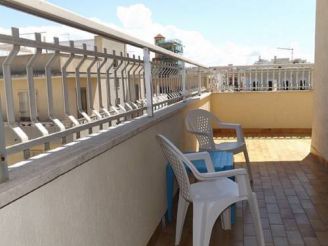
[0,0,316,66]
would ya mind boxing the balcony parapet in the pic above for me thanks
[0,92,210,208]
[0,0,211,183]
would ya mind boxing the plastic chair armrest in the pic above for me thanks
[216,122,245,143]
[184,152,214,172]
[217,122,240,129]
[194,168,247,181]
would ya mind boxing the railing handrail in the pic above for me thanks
[0,0,207,68]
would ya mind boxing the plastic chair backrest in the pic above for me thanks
[185,109,216,151]
[157,134,193,201]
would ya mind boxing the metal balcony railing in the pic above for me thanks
[210,64,314,92]
[0,0,209,183]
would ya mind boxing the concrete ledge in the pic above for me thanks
[214,128,312,137]
[0,93,211,208]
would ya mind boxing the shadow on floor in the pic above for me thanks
[151,154,328,246]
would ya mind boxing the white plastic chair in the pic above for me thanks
[185,109,253,182]
[157,134,264,246]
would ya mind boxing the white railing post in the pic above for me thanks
[143,48,153,117]
[237,71,241,90]
[0,111,9,183]
[198,68,202,96]
[309,68,313,89]
[181,62,186,101]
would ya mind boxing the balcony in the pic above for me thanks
[0,1,327,246]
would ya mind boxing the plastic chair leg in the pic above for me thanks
[193,202,224,246]
[175,195,189,245]
[203,205,223,246]
[243,148,253,182]
[248,193,265,246]
[221,208,231,230]
[193,202,206,246]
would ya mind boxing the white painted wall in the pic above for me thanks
[311,0,328,159]
[0,96,210,246]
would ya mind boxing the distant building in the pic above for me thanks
[0,36,135,163]
[0,36,131,124]
[254,56,307,65]
[210,57,314,91]
[153,34,183,65]
[151,34,185,94]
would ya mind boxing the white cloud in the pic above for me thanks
[117,4,153,29]
[113,4,313,66]
[0,3,313,66]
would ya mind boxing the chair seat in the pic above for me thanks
[190,177,239,202]
[166,151,234,224]
[215,141,245,152]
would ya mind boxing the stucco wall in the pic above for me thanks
[311,0,328,159]
[211,91,313,129]
[0,96,209,246]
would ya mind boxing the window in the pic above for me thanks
[285,80,289,90]
[135,84,139,100]
[77,87,88,118]
[18,91,30,121]
[115,78,120,89]
[81,87,88,112]
[113,59,118,68]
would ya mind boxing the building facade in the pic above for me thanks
[153,34,183,65]
[0,36,143,163]
[210,57,314,92]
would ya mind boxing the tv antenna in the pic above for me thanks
[277,47,294,61]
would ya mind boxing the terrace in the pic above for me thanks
[153,137,328,246]
[0,1,326,246]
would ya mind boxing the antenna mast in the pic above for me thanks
[277,47,294,61]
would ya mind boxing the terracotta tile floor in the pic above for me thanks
[153,137,328,246]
